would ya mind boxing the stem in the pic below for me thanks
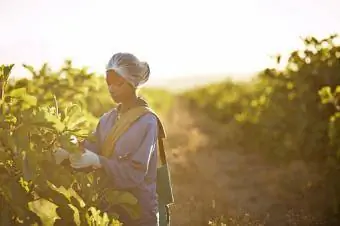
[0,81,5,114]
[53,95,59,116]
[0,81,4,100]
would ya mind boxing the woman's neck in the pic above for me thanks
[120,95,139,113]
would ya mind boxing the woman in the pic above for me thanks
[54,52,171,226]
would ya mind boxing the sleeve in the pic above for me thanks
[83,118,102,154]
[98,115,158,189]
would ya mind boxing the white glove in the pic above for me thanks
[69,149,101,169]
[53,148,70,164]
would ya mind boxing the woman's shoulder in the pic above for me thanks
[139,111,158,125]
[98,107,118,124]
[98,105,160,125]
[139,111,166,137]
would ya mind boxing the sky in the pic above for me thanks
[0,0,339,83]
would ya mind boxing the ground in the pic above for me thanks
[163,104,333,226]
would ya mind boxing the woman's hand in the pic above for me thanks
[69,149,102,169]
[53,148,70,164]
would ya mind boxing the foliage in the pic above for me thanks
[183,34,340,160]
[182,34,340,222]
[139,88,175,116]
[0,63,147,225]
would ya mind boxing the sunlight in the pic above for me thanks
[0,0,339,83]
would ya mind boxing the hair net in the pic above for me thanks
[105,52,150,88]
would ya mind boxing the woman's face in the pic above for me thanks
[106,70,134,103]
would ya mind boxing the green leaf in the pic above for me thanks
[69,128,91,138]
[78,211,89,226]
[54,218,77,226]
[103,190,138,206]
[22,94,37,106]
[22,150,41,181]
[318,86,333,104]
[2,179,32,210]
[67,116,87,131]
[58,134,80,153]
[4,115,17,124]
[116,191,138,205]
[23,153,33,181]
[30,133,49,150]
[23,210,42,225]
[55,206,75,221]
[120,203,141,220]
[36,181,71,207]
[22,64,37,77]
[8,87,37,106]
[63,104,86,130]
[30,108,65,132]
[70,196,83,210]
[0,64,14,81]
[335,86,340,94]
[9,87,26,97]
[13,125,30,151]
[40,160,74,188]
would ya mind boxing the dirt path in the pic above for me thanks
[163,106,332,226]
[168,148,330,226]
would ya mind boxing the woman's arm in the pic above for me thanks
[82,121,101,154]
[82,110,114,154]
[98,114,158,189]
[81,121,100,154]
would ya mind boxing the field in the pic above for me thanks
[1,34,340,225]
